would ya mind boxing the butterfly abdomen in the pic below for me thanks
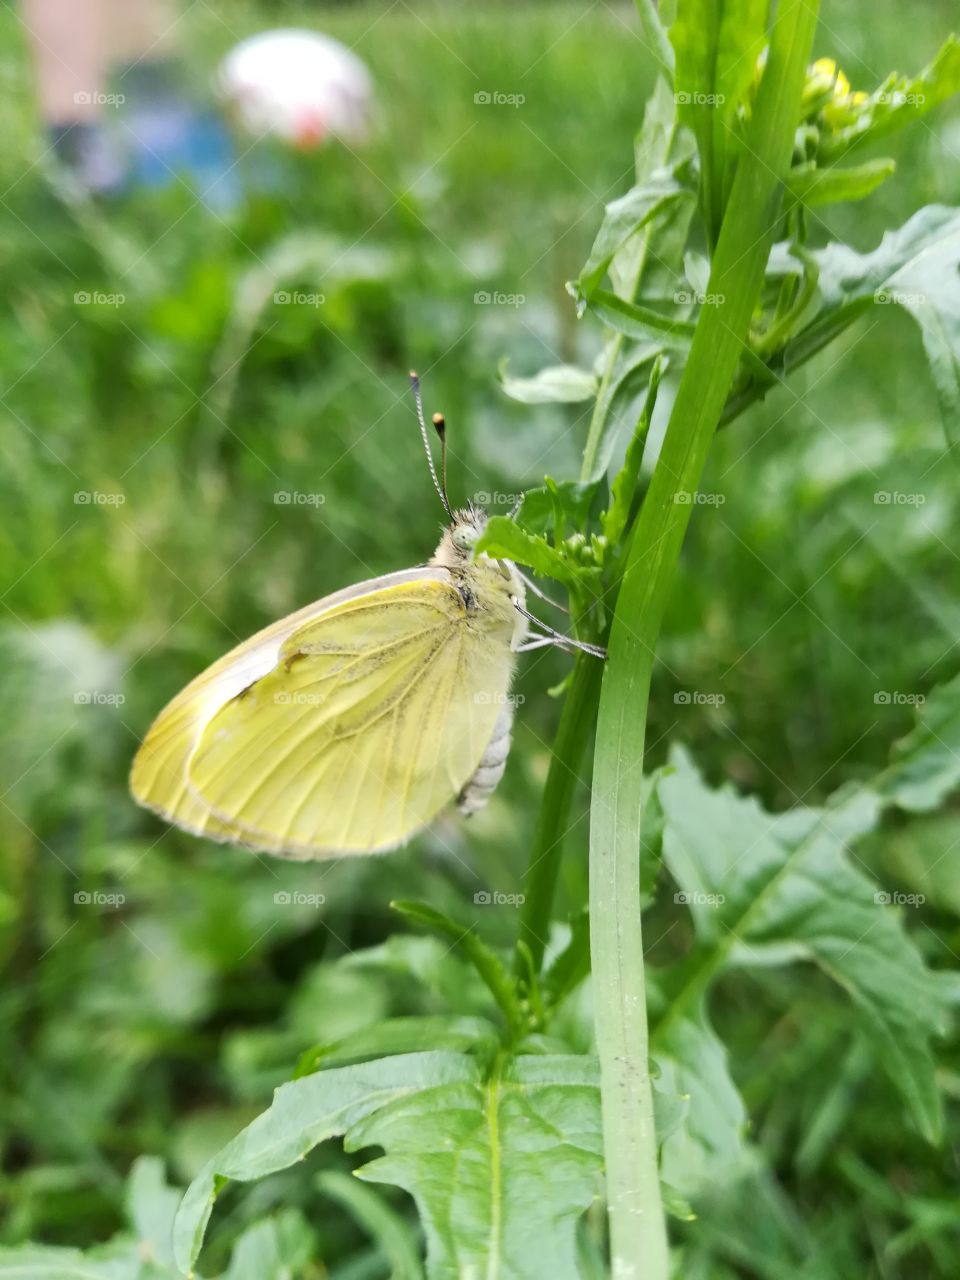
[457,702,513,817]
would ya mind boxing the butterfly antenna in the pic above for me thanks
[410,371,454,520]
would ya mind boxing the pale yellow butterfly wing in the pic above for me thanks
[130,568,515,857]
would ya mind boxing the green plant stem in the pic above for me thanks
[588,3,819,1274]
[517,654,603,970]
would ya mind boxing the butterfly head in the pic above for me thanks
[434,504,488,568]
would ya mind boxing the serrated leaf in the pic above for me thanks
[658,750,949,1140]
[473,516,584,590]
[499,363,597,404]
[878,671,960,812]
[350,1056,603,1280]
[173,1052,476,1272]
[772,205,960,454]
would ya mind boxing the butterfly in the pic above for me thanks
[130,374,603,859]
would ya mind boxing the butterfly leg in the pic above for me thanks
[514,568,569,614]
[511,597,606,660]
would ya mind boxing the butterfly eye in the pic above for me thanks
[452,525,478,551]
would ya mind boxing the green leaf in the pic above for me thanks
[173,1052,476,1272]
[653,1006,748,1197]
[575,173,693,303]
[784,157,896,209]
[474,516,587,591]
[350,1056,603,1280]
[222,1210,316,1280]
[499,362,597,404]
[581,290,695,348]
[515,480,599,536]
[878,672,960,812]
[774,206,960,453]
[126,1156,181,1270]
[296,1015,500,1075]
[390,900,523,1035]
[602,354,666,546]
[658,750,949,1141]
[317,1172,423,1280]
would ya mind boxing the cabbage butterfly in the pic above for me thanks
[130,375,602,858]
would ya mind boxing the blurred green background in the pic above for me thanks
[1,1,959,1274]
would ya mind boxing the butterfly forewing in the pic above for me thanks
[131,570,516,857]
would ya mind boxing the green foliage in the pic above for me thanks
[3,0,960,1277]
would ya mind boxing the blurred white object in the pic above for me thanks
[220,29,372,149]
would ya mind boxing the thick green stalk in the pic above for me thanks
[588,4,820,1275]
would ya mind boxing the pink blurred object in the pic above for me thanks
[220,28,373,150]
